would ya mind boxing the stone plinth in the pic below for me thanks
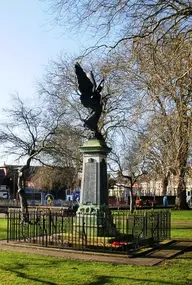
[76,139,115,236]
[78,139,111,207]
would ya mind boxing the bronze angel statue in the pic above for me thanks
[75,62,104,140]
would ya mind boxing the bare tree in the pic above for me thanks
[40,1,192,210]
[39,55,143,147]
[110,135,148,212]
[31,165,78,193]
[43,0,192,48]
[0,95,64,219]
[98,31,192,209]
[132,34,192,208]
[139,115,178,196]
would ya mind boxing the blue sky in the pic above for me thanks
[0,0,94,164]
[0,0,89,111]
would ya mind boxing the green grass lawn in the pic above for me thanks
[0,250,191,285]
[0,218,7,240]
[171,210,192,221]
[0,210,191,284]
[171,210,192,239]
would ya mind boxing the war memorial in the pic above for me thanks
[7,64,171,254]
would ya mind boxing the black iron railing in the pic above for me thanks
[7,208,171,254]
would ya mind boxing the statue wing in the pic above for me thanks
[75,63,94,96]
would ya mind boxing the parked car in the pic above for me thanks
[136,197,156,208]
[109,196,128,207]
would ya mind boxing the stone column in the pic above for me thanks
[76,139,115,236]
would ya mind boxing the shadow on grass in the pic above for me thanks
[172,227,192,230]
[83,275,186,285]
[0,259,62,285]
[5,268,57,285]
[0,260,190,285]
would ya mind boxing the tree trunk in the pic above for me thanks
[162,172,170,196]
[175,102,190,210]
[17,165,29,223]
[129,187,135,213]
[18,188,29,221]
[176,175,188,210]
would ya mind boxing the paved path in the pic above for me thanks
[145,241,192,259]
[0,240,191,266]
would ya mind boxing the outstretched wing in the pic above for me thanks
[75,63,94,96]
[87,71,97,90]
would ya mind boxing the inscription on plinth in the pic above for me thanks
[83,158,98,205]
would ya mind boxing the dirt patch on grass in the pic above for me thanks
[172,222,192,225]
